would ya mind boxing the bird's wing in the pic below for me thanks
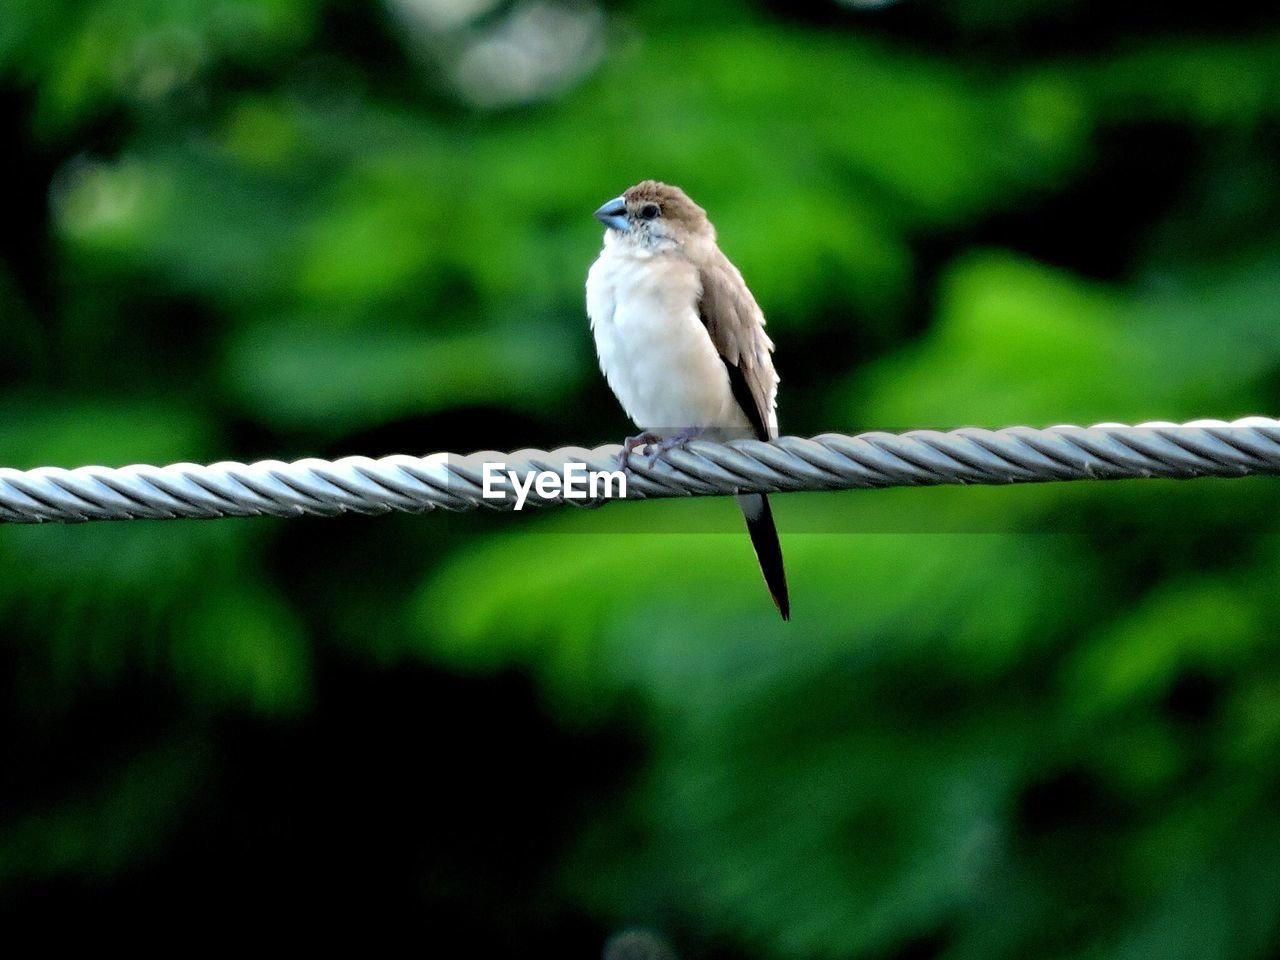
[698,249,789,619]
[697,248,779,441]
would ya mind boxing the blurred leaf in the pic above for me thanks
[172,585,312,715]
[0,733,210,882]
[223,322,586,431]
[0,398,213,469]
[1064,580,1261,721]
[848,250,1279,430]
[11,0,317,134]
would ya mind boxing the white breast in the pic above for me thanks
[586,243,751,437]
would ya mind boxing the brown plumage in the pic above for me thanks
[623,179,709,231]
[614,181,778,445]
[587,180,790,620]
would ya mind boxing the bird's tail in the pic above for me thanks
[736,493,790,621]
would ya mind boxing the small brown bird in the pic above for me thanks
[585,180,789,620]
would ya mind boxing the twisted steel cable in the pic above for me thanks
[1,417,1278,524]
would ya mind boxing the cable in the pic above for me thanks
[2,417,1277,524]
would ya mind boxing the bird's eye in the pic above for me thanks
[638,203,660,220]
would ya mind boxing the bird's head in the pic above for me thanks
[594,180,713,254]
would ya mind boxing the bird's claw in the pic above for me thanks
[618,432,662,471]
[646,428,703,468]
[616,428,704,471]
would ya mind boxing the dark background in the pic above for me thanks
[3,0,1280,956]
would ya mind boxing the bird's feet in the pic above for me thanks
[646,427,703,468]
[617,428,704,471]
[618,432,662,472]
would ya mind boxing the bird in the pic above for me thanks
[585,179,790,620]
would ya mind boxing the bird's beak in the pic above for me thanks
[594,196,629,232]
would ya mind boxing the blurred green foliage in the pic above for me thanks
[3,0,1280,955]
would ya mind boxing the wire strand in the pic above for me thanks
[2,417,1278,524]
